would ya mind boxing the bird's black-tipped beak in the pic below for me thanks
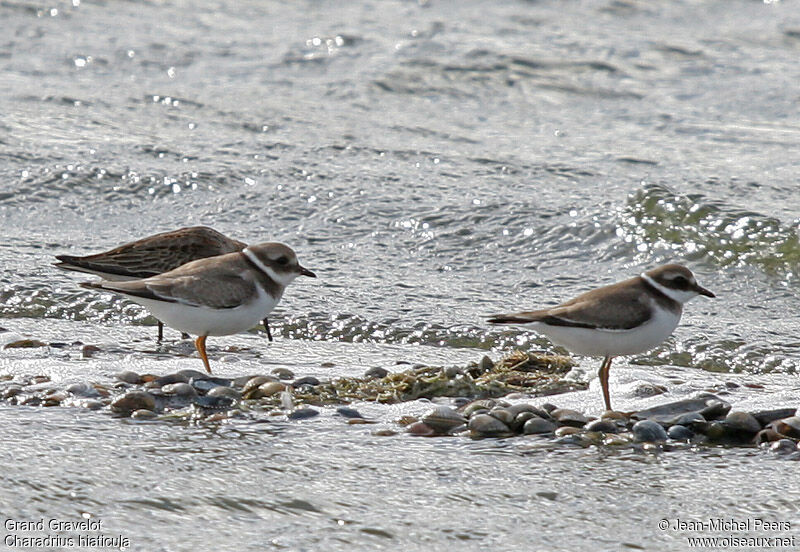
[695,284,715,298]
[298,266,316,278]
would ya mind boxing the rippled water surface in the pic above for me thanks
[2,0,800,550]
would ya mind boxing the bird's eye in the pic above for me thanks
[672,275,689,288]
[276,256,289,265]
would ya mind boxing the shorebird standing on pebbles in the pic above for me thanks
[80,242,316,374]
[55,226,276,342]
[488,264,715,412]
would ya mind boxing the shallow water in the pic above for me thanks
[2,0,800,549]
[2,403,796,552]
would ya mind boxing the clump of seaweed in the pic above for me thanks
[289,350,583,406]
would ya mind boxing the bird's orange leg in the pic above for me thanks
[598,355,613,412]
[195,335,212,374]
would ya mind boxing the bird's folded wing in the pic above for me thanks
[58,252,162,278]
[488,291,654,331]
[60,243,205,278]
[542,295,653,330]
[98,235,237,275]
[91,273,257,309]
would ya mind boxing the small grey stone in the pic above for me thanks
[255,382,285,398]
[423,406,467,434]
[479,355,494,371]
[724,411,761,434]
[699,399,732,420]
[633,394,730,424]
[555,426,581,437]
[407,421,435,436]
[462,400,496,418]
[632,420,668,442]
[292,376,321,387]
[511,411,536,432]
[131,409,157,420]
[271,367,295,380]
[606,433,636,446]
[585,419,619,434]
[540,403,558,413]
[552,408,589,427]
[505,393,528,400]
[81,399,104,411]
[633,383,668,398]
[232,375,257,388]
[703,422,727,442]
[116,371,141,385]
[242,376,278,395]
[111,391,156,414]
[523,417,557,435]
[667,425,694,441]
[669,412,707,427]
[336,407,363,419]
[506,403,537,417]
[468,413,511,437]
[155,373,190,386]
[65,382,100,398]
[177,369,209,380]
[162,383,198,397]
[288,407,319,420]
[488,407,514,426]
[207,386,241,401]
[364,367,389,379]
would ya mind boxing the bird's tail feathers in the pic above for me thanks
[79,281,104,291]
[486,312,542,325]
